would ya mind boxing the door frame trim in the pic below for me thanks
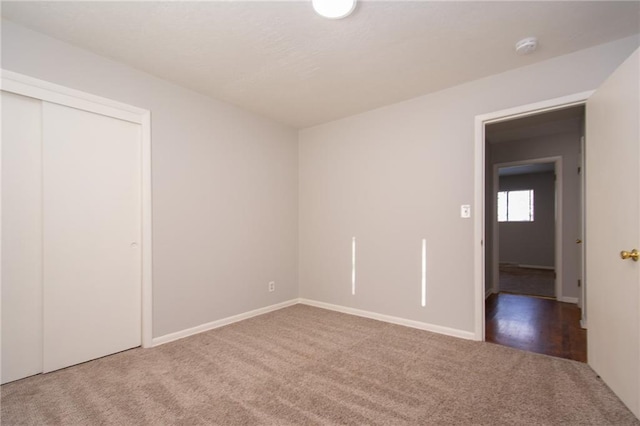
[1,69,154,348]
[473,90,594,341]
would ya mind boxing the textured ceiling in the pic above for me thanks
[2,1,639,128]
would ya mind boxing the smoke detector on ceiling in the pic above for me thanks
[515,37,538,55]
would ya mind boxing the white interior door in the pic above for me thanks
[1,92,44,384]
[42,102,142,373]
[586,48,640,417]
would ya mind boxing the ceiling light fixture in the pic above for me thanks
[312,0,357,19]
[515,37,538,55]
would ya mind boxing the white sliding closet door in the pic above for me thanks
[2,75,147,384]
[42,102,142,373]
[1,92,44,384]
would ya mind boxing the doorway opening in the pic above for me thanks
[480,103,587,362]
[492,159,559,299]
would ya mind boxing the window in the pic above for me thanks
[498,190,534,222]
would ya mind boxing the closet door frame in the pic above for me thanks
[0,69,153,348]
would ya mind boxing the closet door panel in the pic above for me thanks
[42,102,142,373]
[1,92,44,384]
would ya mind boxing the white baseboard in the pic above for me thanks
[152,297,477,348]
[152,299,299,347]
[298,298,475,341]
[580,319,587,329]
[559,296,579,304]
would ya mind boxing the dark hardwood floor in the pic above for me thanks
[485,293,587,362]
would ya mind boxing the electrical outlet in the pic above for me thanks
[268,281,275,292]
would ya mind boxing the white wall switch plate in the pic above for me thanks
[461,205,471,218]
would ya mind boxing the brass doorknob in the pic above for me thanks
[620,249,639,261]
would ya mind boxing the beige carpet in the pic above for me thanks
[2,305,638,425]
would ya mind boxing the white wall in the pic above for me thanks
[299,36,638,333]
[498,172,555,268]
[1,20,299,338]
[4,17,638,340]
